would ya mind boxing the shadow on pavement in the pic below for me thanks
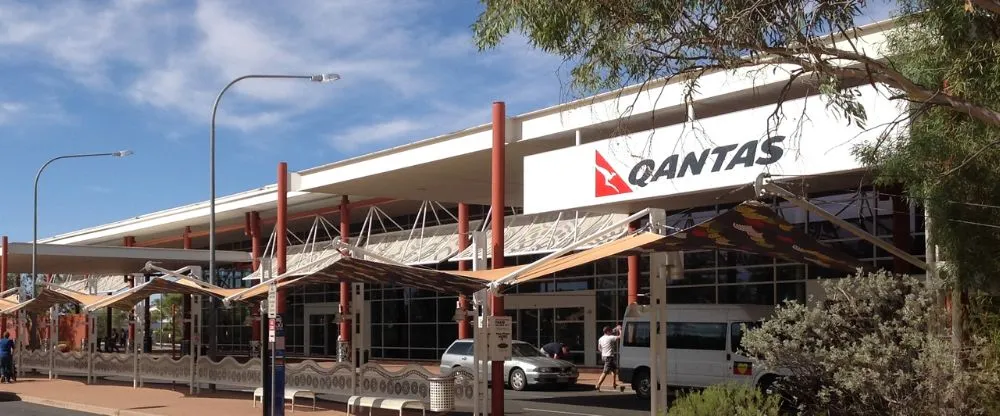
[522,392,652,412]
[0,392,22,402]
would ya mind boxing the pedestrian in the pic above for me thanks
[541,341,570,360]
[0,332,15,383]
[594,324,622,391]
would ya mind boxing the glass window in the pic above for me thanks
[382,299,407,324]
[718,250,774,267]
[683,250,716,269]
[383,324,408,348]
[667,322,727,351]
[719,267,774,284]
[409,298,437,323]
[624,322,650,347]
[670,269,716,286]
[555,278,593,292]
[777,282,807,304]
[410,324,437,349]
[438,323,458,349]
[719,284,775,305]
[776,265,806,281]
[668,286,716,304]
[730,321,762,353]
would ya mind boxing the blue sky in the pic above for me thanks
[0,0,570,241]
[0,1,898,242]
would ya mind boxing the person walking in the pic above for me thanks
[0,332,15,383]
[594,324,622,391]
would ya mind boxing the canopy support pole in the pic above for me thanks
[48,305,55,379]
[755,174,929,273]
[87,311,95,384]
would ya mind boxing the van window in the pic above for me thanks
[666,322,727,351]
[730,321,763,353]
[624,322,650,347]
[446,341,473,356]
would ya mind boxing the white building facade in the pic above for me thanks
[35,21,924,366]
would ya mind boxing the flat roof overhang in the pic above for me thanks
[0,242,252,274]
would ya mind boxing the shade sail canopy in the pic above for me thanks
[85,277,238,311]
[245,220,483,282]
[227,255,491,302]
[452,210,628,261]
[454,232,665,284]
[641,201,865,272]
[1,287,84,314]
[0,243,252,274]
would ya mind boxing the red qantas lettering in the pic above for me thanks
[595,150,633,197]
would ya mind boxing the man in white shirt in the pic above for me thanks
[595,324,622,391]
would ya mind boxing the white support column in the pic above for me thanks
[469,230,491,416]
[351,282,366,396]
[16,310,24,379]
[138,296,146,388]
[646,208,674,416]
[190,293,202,395]
[133,300,140,389]
[48,306,55,379]
[87,312,96,384]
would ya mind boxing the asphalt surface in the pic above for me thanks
[497,385,651,416]
[0,401,98,416]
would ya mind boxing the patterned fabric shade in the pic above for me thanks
[642,201,865,272]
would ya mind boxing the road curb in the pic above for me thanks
[16,395,157,416]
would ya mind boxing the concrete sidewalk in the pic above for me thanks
[0,377,417,416]
[0,365,619,416]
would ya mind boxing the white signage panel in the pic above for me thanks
[488,316,513,361]
[522,85,905,214]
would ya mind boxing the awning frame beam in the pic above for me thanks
[488,208,652,292]
[754,173,930,273]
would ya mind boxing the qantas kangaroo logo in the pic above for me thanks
[595,150,633,197]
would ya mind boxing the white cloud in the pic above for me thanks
[0,101,26,124]
[0,0,567,147]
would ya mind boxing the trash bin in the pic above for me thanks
[428,374,456,413]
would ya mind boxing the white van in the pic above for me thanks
[617,303,778,398]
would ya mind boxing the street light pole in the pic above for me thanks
[207,72,340,395]
[31,150,133,348]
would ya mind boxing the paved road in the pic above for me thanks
[0,401,97,416]
[450,385,651,416]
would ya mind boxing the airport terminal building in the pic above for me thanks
[27,21,923,367]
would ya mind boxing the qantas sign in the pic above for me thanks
[594,136,786,197]
[523,84,902,214]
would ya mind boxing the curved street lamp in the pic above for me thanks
[207,73,341,359]
[33,150,134,292]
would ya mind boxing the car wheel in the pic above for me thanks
[509,368,528,391]
[633,368,650,399]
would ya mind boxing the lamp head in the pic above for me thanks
[311,73,341,83]
[112,150,134,157]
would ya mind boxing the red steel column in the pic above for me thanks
[1,236,8,335]
[457,203,471,339]
[277,163,288,309]
[124,236,136,348]
[627,220,640,304]
[246,212,262,343]
[490,101,506,415]
[339,195,351,360]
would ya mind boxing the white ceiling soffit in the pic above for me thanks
[451,211,630,261]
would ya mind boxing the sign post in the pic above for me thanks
[270,313,285,416]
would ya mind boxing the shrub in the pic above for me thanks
[667,383,781,416]
[740,270,1000,416]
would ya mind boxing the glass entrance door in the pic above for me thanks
[306,313,339,357]
[514,307,586,364]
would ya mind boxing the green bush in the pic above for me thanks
[667,383,781,416]
[740,271,1000,416]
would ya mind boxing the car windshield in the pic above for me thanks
[511,343,544,358]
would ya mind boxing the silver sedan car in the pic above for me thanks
[440,339,578,391]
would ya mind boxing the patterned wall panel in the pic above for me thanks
[92,352,132,378]
[196,356,262,388]
[286,360,355,396]
[356,363,437,402]
[53,350,88,375]
[140,355,191,383]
